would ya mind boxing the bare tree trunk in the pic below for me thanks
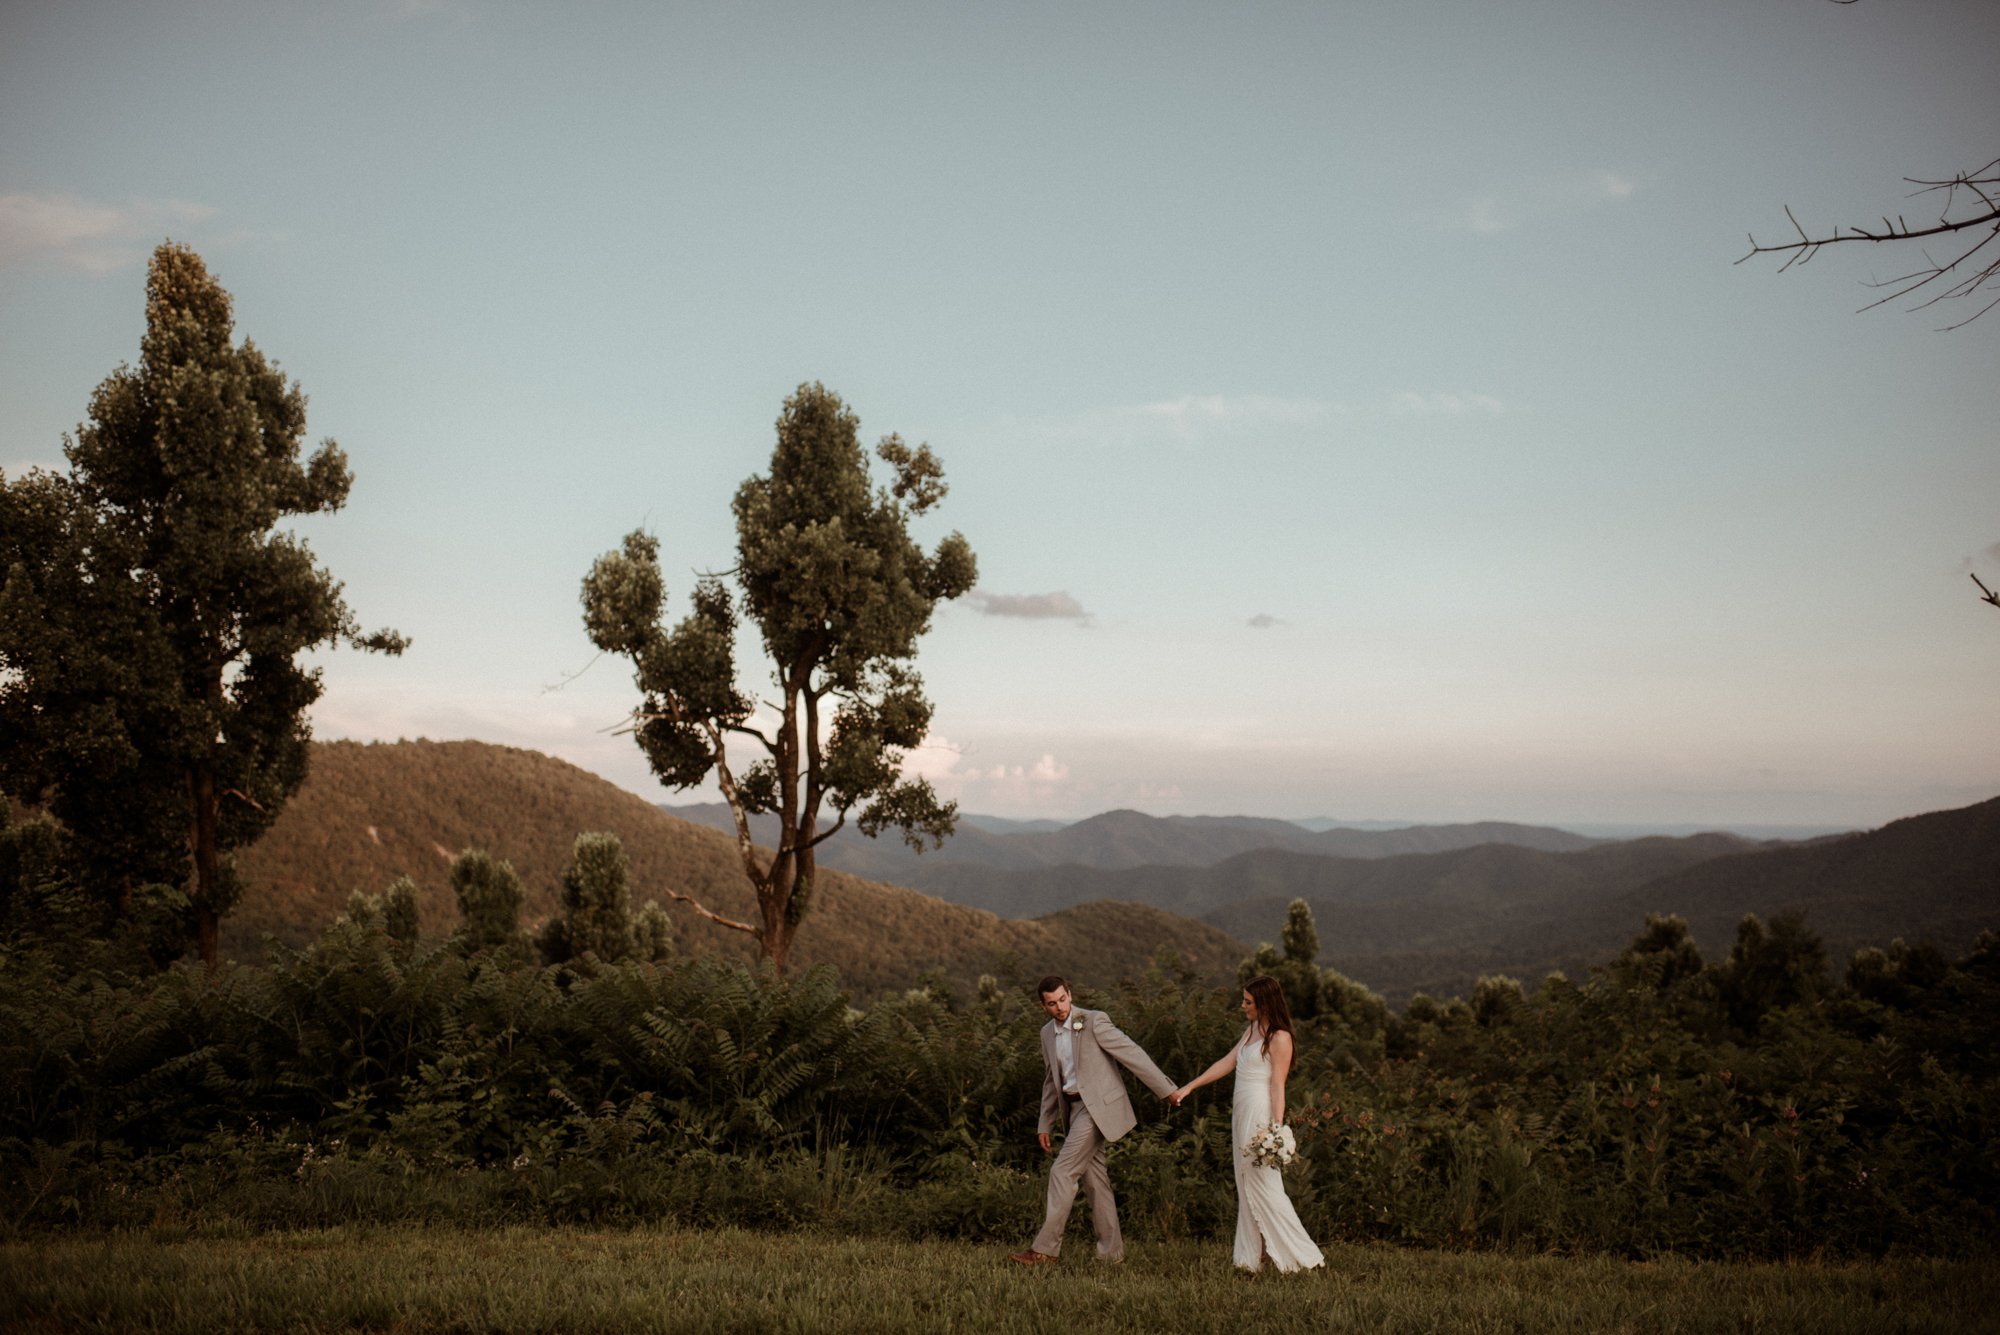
[761,853,798,973]
[189,766,220,975]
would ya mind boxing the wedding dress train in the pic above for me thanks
[1231,1033,1325,1272]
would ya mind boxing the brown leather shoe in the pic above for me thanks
[1007,1250,1057,1265]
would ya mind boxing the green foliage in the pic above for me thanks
[1717,910,1828,1033]
[542,832,637,965]
[0,243,403,966]
[1614,913,1706,993]
[1,905,1995,1261]
[1240,900,1389,1038]
[580,383,977,970]
[1846,937,1949,1010]
[632,899,675,963]
[382,877,420,947]
[450,849,526,957]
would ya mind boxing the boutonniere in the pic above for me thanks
[1069,1017,1085,1031]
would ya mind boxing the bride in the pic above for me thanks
[1170,975,1326,1273]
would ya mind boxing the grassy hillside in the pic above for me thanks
[8,1230,1991,1335]
[230,740,1248,994]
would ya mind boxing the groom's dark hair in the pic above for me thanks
[1037,975,1070,998]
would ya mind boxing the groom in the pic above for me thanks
[1008,975,1177,1266]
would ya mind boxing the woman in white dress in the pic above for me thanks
[1170,975,1325,1273]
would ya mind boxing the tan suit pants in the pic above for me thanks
[1032,1095,1123,1261]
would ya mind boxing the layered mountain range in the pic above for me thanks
[668,797,2000,1003]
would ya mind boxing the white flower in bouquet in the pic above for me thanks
[1243,1122,1297,1170]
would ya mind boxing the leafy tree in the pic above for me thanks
[382,876,421,947]
[0,243,404,968]
[0,474,190,916]
[1282,897,1320,965]
[1613,913,1706,993]
[1470,973,1526,1027]
[1241,897,1327,1020]
[581,382,976,972]
[1846,937,1949,1010]
[632,899,676,963]
[540,831,636,964]
[1716,910,1828,1032]
[451,848,525,956]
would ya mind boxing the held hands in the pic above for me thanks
[1166,1086,1188,1108]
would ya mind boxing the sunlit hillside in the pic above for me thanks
[231,740,1248,994]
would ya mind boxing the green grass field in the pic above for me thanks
[2,1227,1992,1334]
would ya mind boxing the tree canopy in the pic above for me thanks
[0,242,404,968]
[581,382,976,972]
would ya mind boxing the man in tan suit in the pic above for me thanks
[1008,975,1177,1265]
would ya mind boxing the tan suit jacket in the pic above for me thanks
[1038,1007,1175,1143]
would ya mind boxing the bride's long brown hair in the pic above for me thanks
[1243,974,1295,1056]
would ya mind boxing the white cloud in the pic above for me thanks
[0,193,218,273]
[1124,394,1341,436]
[1593,171,1637,201]
[965,589,1092,622]
[1032,394,1344,449]
[898,735,1071,805]
[1446,169,1640,235]
[1464,196,1508,234]
[1393,392,1506,416]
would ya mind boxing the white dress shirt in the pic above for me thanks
[1055,1017,1080,1094]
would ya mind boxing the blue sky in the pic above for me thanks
[3,0,1996,828]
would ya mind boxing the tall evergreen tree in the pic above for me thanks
[545,831,636,963]
[0,243,405,968]
[581,383,975,972]
[450,848,525,956]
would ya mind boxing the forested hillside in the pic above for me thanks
[1214,803,2000,1003]
[231,740,1247,993]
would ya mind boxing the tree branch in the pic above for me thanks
[220,787,266,812]
[1973,573,2000,611]
[1739,159,2000,327]
[707,722,771,894]
[721,719,778,756]
[657,886,759,936]
[801,806,846,851]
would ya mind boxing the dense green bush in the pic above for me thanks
[1,902,1995,1258]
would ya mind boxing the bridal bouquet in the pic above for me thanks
[1243,1122,1297,1170]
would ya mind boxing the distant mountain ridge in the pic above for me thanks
[662,802,1602,879]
